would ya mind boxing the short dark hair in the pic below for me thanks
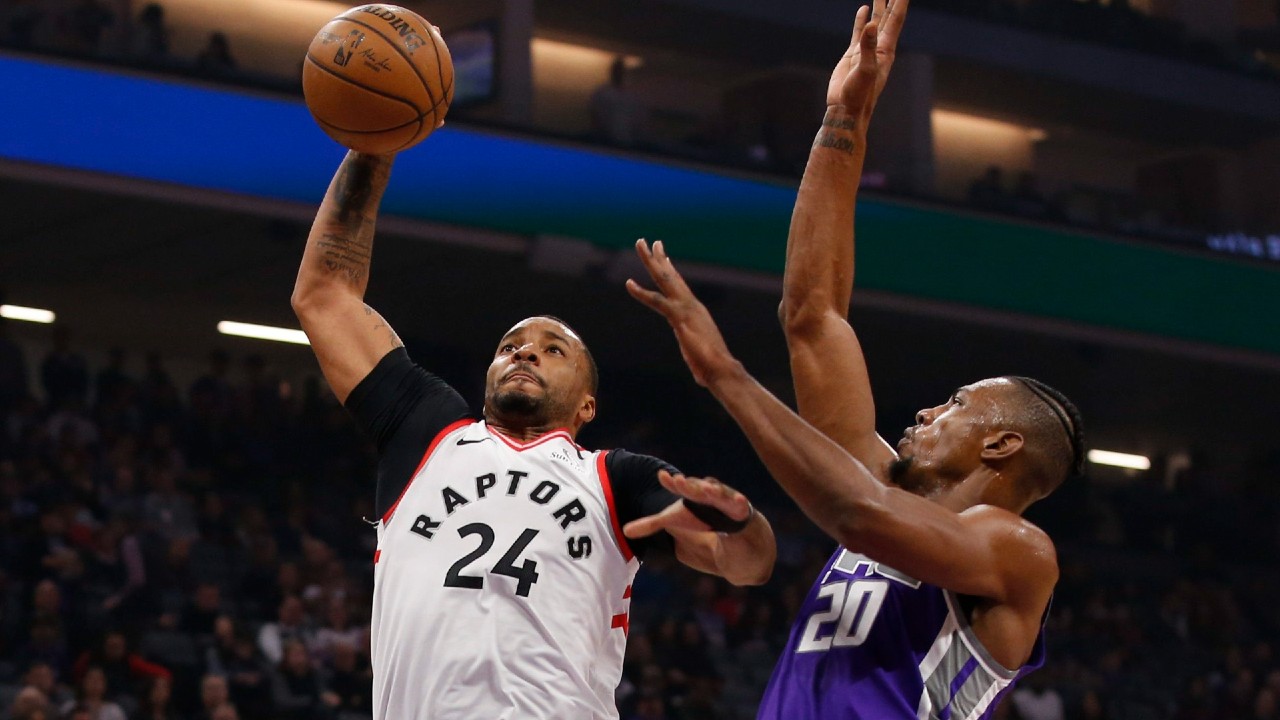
[1003,376,1086,488]
[535,315,598,395]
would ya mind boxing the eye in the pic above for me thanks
[499,343,516,353]
[951,395,962,407]
[547,345,564,356]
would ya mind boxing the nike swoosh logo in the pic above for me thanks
[456,438,488,446]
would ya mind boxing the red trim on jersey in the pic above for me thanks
[610,584,633,636]
[380,419,472,525]
[373,549,381,564]
[596,451,634,562]
[487,426,585,452]
[610,611,630,636]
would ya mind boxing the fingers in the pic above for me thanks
[851,5,869,48]
[623,501,682,539]
[658,471,751,521]
[625,278,665,314]
[880,0,910,46]
[860,19,880,61]
[628,238,694,308]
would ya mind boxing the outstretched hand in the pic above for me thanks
[625,239,738,388]
[828,0,910,120]
[623,470,753,539]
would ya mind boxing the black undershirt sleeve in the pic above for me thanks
[344,348,473,518]
[605,449,680,561]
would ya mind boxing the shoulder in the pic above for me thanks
[602,448,678,481]
[960,505,1059,587]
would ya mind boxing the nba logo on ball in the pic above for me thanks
[302,4,455,154]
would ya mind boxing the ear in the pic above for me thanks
[980,430,1023,461]
[577,393,597,426]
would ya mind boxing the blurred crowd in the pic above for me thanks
[913,0,1279,80]
[2,319,1280,720]
[0,0,250,84]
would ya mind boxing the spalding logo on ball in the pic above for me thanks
[303,4,454,154]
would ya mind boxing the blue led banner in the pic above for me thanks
[2,53,1278,356]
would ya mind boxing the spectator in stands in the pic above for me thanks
[327,639,372,715]
[214,631,272,720]
[8,684,50,720]
[1012,171,1056,220]
[310,596,361,667]
[61,665,127,720]
[135,675,180,720]
[65,0,114,56]
[270,639,338,720]
[93,348,132,410]
[195,32,237,77]
[40,325,89,410]
[20,661,74,709]
[591,56,647,148]
[176,582,225,638]
[196,674,234,720]
[967,164,1012,213]
[1256,687,1279,720]
[256,595,312,666]
[72,630,170,705]
[1009,672,1066,720]
[625,690,670,720]
[131,3,169,64]
[142,464,196,543]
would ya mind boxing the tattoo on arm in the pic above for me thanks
[822,115,860,131]
[333,156,378,225]
[317,234,372,283]
[813,132,858,155]
[363,304,404,349]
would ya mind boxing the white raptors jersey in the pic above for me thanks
[371,419,639,720]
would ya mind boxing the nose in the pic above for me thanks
[513,344,539,364]
[915,407,934,425]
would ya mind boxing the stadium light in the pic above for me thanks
[1087,449,1151,470]
[0,304,56,323]
[217,321,310,346]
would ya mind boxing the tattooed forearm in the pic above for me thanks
[316,234,372,283]
[332,154,380,225]
[822,114,859,130]
[813,132,858,155]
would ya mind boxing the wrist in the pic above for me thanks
[821,106,868,133]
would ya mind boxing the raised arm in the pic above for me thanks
[778,0,909,479]
[628,241,1055,608]
[292,151,404,403]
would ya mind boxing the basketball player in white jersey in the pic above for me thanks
[291,150,776,720]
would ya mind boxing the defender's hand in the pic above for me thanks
[827,0,910,119]
[625,239,738,388]
[623,471,753,539]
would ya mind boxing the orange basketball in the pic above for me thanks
[302,4,454,154]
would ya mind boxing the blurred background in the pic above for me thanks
[1,0,1279,718]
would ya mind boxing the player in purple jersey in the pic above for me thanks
[625,4,1085,718]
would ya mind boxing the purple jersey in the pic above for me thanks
[758,547,1046,719]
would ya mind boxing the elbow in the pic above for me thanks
[830,494,889,552]
[290,284,334,321]
[778,298,829,341]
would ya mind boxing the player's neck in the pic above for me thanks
[486,417,577,443]
[940,470,1028,514]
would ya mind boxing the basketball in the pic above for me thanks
[302,4,454,154]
